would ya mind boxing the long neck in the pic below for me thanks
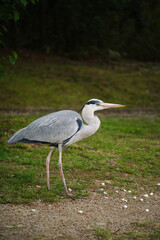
[81,105,101,137]
[66,106,101,146]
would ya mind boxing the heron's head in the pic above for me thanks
[83,99,125,112]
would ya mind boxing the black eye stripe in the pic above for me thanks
[86,100,101,105]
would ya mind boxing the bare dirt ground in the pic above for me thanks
[0,188,160,240]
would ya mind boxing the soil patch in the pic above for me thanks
[0,190,159,239]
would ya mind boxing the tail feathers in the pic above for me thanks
[7,128,26,144]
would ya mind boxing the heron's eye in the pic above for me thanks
[96,103,100,106]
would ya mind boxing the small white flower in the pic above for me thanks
[157,183,160,186]
[140,198,144,202]
[78,210,83,214]
[103,191,107,195]
[145,209,149,212]
[100,188,104,191]
[101,182,105,186]
[122,198,128,202]
[115,190,119,193]
[144,194,149,198]
[68,188,72,192]
[123,205,128,209]
[133,196,137,199]
[123,189,127,192]
[31,209,36,212]
[128,190,132,193]
[150,192,153,196]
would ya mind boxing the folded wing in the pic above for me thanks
[7,110,83,146]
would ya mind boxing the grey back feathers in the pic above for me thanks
[7,110,83,147]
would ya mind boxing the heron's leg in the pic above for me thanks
[46,148,54,189]
[58,144,74,199]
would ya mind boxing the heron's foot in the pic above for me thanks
[65,191,75,200]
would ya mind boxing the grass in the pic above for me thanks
[0,58,160,239]
[93,221,160,239]
[0,56,160,109]
[0,113,160,203]
[0,58,160,202]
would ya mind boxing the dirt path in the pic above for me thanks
[0,107,159,117]
[0,189,159,240]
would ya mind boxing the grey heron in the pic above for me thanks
[7,99,124,198]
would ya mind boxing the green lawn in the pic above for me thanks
[0,58,160,239]
[94,221,160,240]
[0,113,159,203]
[0,59,160,203]
[0,58,160,109]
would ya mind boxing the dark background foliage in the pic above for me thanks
[1,0,160,61]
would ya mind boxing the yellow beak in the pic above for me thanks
[101,103,125,109]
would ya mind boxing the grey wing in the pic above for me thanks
[7,110,82,145]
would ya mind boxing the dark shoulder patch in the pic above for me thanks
[76,118,83,132]
[62,118,83,146]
